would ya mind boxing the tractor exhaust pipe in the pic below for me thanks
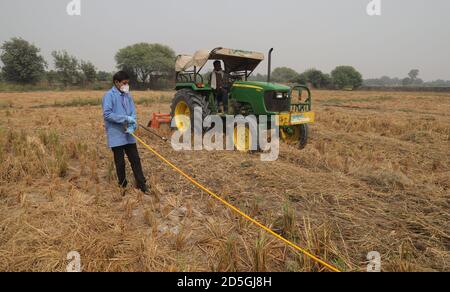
[267,48,274,83]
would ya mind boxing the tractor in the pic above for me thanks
[171,47,315,150]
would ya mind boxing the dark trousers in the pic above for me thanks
[112,143,147,191]
[215,88,229,112]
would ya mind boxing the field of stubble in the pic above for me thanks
[0,89,448,272]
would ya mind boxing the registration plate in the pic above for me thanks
[291,114,310,124]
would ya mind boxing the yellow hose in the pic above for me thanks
[132,133,342,272]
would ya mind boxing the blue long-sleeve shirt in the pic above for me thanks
[102,86,137,148]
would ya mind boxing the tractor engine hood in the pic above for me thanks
[232,81,291,92]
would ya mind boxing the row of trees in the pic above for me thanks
[363,69,450,87]
[251,66,363,90]
[0,38,176,89]
[50,51,101,86]
[0,38,113,86]
[2,37,450,90]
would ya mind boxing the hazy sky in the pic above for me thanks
[1,0,449,80]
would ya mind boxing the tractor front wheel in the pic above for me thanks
[280,124,309,149]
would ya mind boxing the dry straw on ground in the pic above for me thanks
[0,90,448,271]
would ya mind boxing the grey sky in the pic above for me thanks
[1,0,449,80]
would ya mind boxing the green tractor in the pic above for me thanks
[171,47,315,150]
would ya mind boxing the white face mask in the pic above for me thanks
[120,84,130,94]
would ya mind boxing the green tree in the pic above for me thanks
[322,73,333,88]
[331,66,363,89]
[296,72,307,85]
[46,70,59,86]
[403,70,423,87]
[426,79,450,87]
[301,68,332,89]
[0,38,47,84]
[115,43,176,88]
[80,61,97,84]
[51,50,80,86]
[402,78,411,86]
[364,76,402,87]
[271,67,299,83]
[248,73,267,82]
[97,71,113,82]
[408,69,419,80]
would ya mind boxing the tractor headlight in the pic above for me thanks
[275,92,287,99]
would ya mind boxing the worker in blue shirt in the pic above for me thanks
[102,71,148,194]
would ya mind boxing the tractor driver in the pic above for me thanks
[210,60,229,113]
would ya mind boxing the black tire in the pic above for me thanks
[170,89,211,132]
[299,124,309,149]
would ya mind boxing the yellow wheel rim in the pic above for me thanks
[174,101,191,132]
[233,125,252,152]
[280,126,301,145]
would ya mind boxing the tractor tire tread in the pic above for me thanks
[171,89,211,131]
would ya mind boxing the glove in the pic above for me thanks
[126,123,138,134]
[126,116,136,125]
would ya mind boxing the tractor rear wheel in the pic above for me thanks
[170,89,211,133]
[280,124,309,149]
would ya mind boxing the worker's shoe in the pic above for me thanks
[139,184,150,195]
